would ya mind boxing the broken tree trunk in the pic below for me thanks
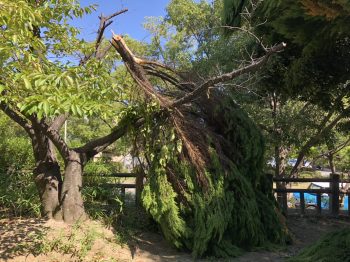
[111,35,290,257]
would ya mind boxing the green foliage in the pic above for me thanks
[0,113,34,172]
[0,0,129,121]
[145,0,234,72]
[0,113,39,217]
[258,0,349,108]
[83,160,125,226]
[337,146,350,172]
[289,229,350,262]
[84,160,124,177]
[223,0,249,27]
[132,99,289,258]
[0,171,41,217]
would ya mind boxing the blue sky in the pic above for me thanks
[72,0,170,42]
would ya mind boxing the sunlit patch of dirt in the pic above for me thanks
[1,216,350,261]
[0,218,191,262]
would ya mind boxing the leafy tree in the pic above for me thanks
[0,0,137,223]
[223,0,350,176]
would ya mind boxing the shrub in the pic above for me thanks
[0,171,41,217]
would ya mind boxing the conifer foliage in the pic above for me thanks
[111,33,289,257]
[138,98,290,257]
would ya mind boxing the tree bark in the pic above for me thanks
[60,151,86,224]
[275,146,288,177]
[31,132,63,219]
[33,161,62,219]
[328,153,336,174]
[30,116,70,220]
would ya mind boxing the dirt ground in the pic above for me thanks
[1,215,350,262]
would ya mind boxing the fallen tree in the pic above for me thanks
[111,35,290,257]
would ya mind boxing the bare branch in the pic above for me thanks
[96,9,128,51]
[80,9,128,65]
[171,42,286,107]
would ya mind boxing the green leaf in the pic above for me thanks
[71,104,77,115]
[43,101,49,115]
[23,76,32,90]
[76,106,83,116]
[66,75,74,86]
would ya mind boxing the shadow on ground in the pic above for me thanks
[1,215,350,261]
[0,218,48,260]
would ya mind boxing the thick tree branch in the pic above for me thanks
[290,109,349,177]
[0,102,34,136]
[50,113,69,131]
[36,121,71,162]
[112,35,286,109]
[171,43,286,107]
[111,34,170,107]
[75,117,144,160]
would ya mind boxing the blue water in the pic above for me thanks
[293,193,349,210]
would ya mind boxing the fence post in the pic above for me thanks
[316,193,322,215]
[120,185,126,200]
[276,181,288,215]
[135,172,144,205]
[330,173,340,216]
[300,192,305,215]
[347,191,350,217]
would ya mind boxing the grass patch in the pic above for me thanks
[289,229,350,262]
[20,220,124,261]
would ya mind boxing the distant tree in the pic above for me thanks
[223,0,350,176]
